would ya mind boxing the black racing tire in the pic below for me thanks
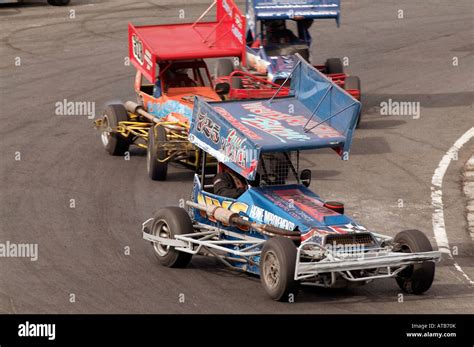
[344,76,362,128]
[151,207,193,268]
[230,76,243,89]
[260,237,299,302]
[147,125,168,181]
[47,0,71,5]
[216,59,235,77]
[394,229,436,295]
[325,58,344,74]
[101,104,130,156]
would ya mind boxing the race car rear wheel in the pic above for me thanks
[101,104,130,156]
[216,59,234,77]
[344,76,362,128]
[147,125,168,181]
[260,237,299,302]
[151,207,193,268]
[394,229,435,294]
[325,58,344,74]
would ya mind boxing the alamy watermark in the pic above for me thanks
[380,99,420,119]
[18,321,55,341]
[325,242,366,257]
[0,241,38,261]
[55,99,96,119]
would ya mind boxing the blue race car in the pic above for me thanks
[214,0,362,125]
[142,55,440,301]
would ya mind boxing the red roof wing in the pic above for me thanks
[129,0,246,83]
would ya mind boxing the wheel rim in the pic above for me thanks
[263,251,280,289]
[152,220,171,257]
[101,116,111,147]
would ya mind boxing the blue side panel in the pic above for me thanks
[146,100,193,121]
[190,177,264,275]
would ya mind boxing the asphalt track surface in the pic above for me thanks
[0,0,473,313]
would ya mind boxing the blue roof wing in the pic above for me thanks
[189,97,261,180]
[247,0,340,21]
[189,55,360,180]
[289,54,360,156]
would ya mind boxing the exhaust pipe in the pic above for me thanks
[187,201,238,224]
[186,201,301,241]
[124,101,188,131]
[124,101,156,122]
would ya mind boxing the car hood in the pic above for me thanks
[240,185,368,239]
[166,87,221,105]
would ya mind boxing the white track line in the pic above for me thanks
[431,127,474,285]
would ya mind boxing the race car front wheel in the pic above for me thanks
[260,237,299,302]
[394,229,435,294]
[101,104,130,156]
[147,125,168,181]
[151,207,193,268]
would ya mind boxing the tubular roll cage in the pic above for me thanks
[142,205,441,282]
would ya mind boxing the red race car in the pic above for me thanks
[95,0,285,181]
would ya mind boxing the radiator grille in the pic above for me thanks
[325,233,375,247]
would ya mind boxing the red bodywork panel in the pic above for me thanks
[129,0,245,83]
[215,70,290,100]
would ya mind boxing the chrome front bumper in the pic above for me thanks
[295,242,442,281]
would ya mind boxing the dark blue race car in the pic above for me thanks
[214,0,363,126]
[142,56,440,301]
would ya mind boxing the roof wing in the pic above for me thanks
[289,53,360,157]
[128,23,157,83]
[247,0,340,26]
[189,97,261,181]
[189,55,360,180]
[129,0,246,83]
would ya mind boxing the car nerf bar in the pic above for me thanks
[142,218,265,270]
